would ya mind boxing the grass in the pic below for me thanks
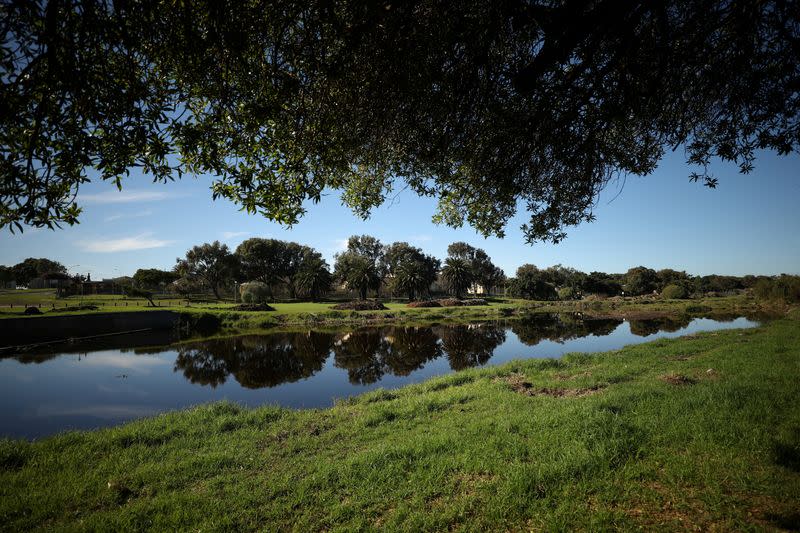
[1,310,798,531]
[0,289,775,334]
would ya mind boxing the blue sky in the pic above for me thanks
[1,149,798,280]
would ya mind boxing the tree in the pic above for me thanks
[176,241,238,299]
[445,242,501,295]
[123,285,156,307]
[583,271,623,297]
[5,2,796,242]
[384,242,440,300]
[623,266,659,296]
[294,250,332,301]
[132,268,179,291]
[0,266,13,286]
[235,238,287,292]
[656,269,691,292]
[11,258,67,285]
[441,258,473,299]
[510,264,557,300]
[333,252,380,300]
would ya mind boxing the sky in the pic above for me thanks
[1,149,798,280]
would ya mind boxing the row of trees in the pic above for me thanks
[507,264,790,300]
[4,252,796,303]
[163,236,505,301]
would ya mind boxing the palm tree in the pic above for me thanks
[441,257,473,299]
[394,261,426,300]
[294,252,332,301]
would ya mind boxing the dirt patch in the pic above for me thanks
[230,303,275,312]
[406,300,441,308]
[331,300,388,311]
[436,298,489,307]
[499,373,603,398]
[660,373,698,385]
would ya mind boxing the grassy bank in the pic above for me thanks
[2,311,798,530]
[0,290,776,334]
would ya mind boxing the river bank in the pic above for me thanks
[0,294,781,341]
[1,309,798,530]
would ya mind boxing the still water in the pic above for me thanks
[0,314,758,439]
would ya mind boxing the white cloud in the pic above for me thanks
[81,190,180,204]
[80,233,173,253]
[332,238,349,251]
[220,231,250,239]
[105,209,153,222]
[409,234,433,243]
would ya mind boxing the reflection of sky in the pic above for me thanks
[0,318,757,439]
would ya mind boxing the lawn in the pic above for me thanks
[1,310,798,530]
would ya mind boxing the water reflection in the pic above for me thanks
[437,325,506,370]
[175,332,334,388]
[3,314,767,391]
[511,314,621,345]
[0,314,765,439]
[333,327,441,385]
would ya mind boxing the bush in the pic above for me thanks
[406,300,441,308]
[661,284,689,299]
[240,282,271,304]
[331,300,388,311]
[558,287,576,300]
[230,303,276,312]
[753,276,800,303]
[437,298,468,307]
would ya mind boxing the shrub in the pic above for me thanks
[437,298,468,307]
[558,287,576,300]
[240,282,271,304]
[230,303,275,312]
[661,284,689,299]
[331,300,388,311]
[753,276,800,303]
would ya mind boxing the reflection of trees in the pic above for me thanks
[436,325,506,370]
[332,327,441,385]
[332,329,389,385]
[511,314,622,346]
[174,332,334,388]
[628,316,691,337]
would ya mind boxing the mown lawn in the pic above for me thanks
[1,311,798,531]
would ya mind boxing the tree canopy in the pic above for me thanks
[3,1,797,241]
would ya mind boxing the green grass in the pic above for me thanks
[2,311,798,531]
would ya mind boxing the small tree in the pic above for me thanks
[124,285,156,306]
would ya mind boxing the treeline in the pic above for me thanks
[3,245,799,304]
[507,264,800,302]
[165,236,504,302]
